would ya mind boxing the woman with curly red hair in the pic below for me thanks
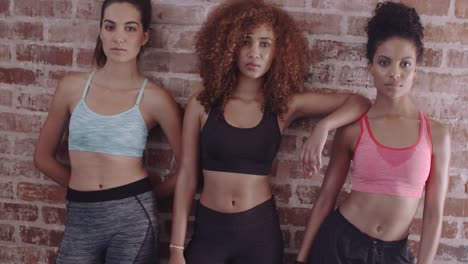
[169,0,370,263]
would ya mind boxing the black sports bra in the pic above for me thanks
[200,105,282,175]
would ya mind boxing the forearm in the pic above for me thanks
[416,215,443,264]
[318,95,370,131]
[297,199,336,261]
[34,156,70,187]
[170,173,197,246]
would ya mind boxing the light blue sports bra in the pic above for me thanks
[68,71,149,157]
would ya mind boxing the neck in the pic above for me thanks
[98,60,141,87]
[371,94,418,117]
[233,75,264,100]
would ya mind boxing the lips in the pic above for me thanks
[111,48,127,52]
[246,62,260,68]
[385,83,402,88]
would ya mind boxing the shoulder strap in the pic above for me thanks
[81,70,96,98]
[135,78,148,105]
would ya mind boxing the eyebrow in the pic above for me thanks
[103,19,140,26]
[377,55,414,60]
[245,35,273,40]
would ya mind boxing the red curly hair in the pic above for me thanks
[195,0,308,116]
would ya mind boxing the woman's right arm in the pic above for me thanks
[296,124,355,262]
[34,76,73,187]
[169,95,204,264]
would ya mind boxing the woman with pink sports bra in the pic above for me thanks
[34,0,181,263]
[296,2,451,264]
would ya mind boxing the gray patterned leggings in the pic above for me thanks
[55,178,158,264]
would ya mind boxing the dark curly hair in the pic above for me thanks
[195,0,308,116]
[93,0,152,67]
[366,1,424,63]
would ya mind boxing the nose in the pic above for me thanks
[389,64,401,79]
[247,44,261,59]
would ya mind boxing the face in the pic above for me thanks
[369,37,417,99]
[237,24,275,80]
[100,2,149,64]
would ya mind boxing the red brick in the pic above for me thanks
[0,134,9,154]
[141,51,197,74]
[448,174,465,195]
[19,226,63,247]
[14,0,72,18]
[311,40,365,64]
[0,246,42,263]
[266,0,306,8]
[443,197,465,217]
[452,151,468,170]
[422,48,442,67]
[306,64,336,85]
[296,185,320,205]
[277,207,310,226]
[347,16,368,37]
[455,0,468,19]
[16,92,52,112]
[271,183,292,203]
[436,244,468,262]
[0,89,12,107]
[0,44,10,61]
[48,22,97,43]
[16,44,73,66]
[13,137,38,157]
[401,0,450,16]
[173,30,197,51]
[0,112,44,133]
[0,0,9,15]
[0,157,42,178]
[314,0,379,12]
[447,49,468,68]
[42,206,66,225]
[0,203,38,221]
[47,70,79,89]
[76,0,103,20]
[279,135,297,154]
[77,48,95,67]
[425,22,468,45]
[0,182,14,199]
[274,160,303,179]
[167,78,203,98]
[338,66,368,87]
[293,12,342,35]
[17,183,66,204]
[464,222,468,239]
[415,72,468,96]
[153,4,206,25]
[0,67,41,85]
[441,221,459,239]
[145,148,173,170]
[0,224,15,242]
[440,96,468,120]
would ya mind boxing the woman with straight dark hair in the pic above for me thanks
[34,0,182,263]
[296,2,451,264]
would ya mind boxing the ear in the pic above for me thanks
[141,30,150,46]
[367,62,373,73]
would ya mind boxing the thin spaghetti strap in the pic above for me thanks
[136,79,148,105]
[82,70,96,98]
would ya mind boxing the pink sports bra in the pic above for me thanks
[351,112,432,198]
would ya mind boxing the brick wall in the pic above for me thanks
[0,0,466,263]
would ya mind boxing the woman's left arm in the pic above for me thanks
[145,84,182,197]
[417,121,451,264]
[287,92,371,173]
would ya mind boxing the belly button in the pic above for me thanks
[376,226,383,232]
[232,201,235,206]
[99,184,103,189]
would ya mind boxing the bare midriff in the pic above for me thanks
[69,151,147,191]
[339,191,421,241]
[200,170,272,213]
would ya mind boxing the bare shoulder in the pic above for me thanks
[56,72,89,95]
[428,119,451,147]
[141,81,175,107]
[185,91,205,114]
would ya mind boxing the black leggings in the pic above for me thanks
[184,197,283,264]
[308,209,414,264]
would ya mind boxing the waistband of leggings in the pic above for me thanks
[66,177,152,203]
[334,208,409,248]
[196,196,277,227]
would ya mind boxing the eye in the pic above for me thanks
[260,41,271,48]
[378,60,389,66]
[401,61,412,68]
[242,38,251,46]
[103,24,114,31]
[125,26,137,32]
